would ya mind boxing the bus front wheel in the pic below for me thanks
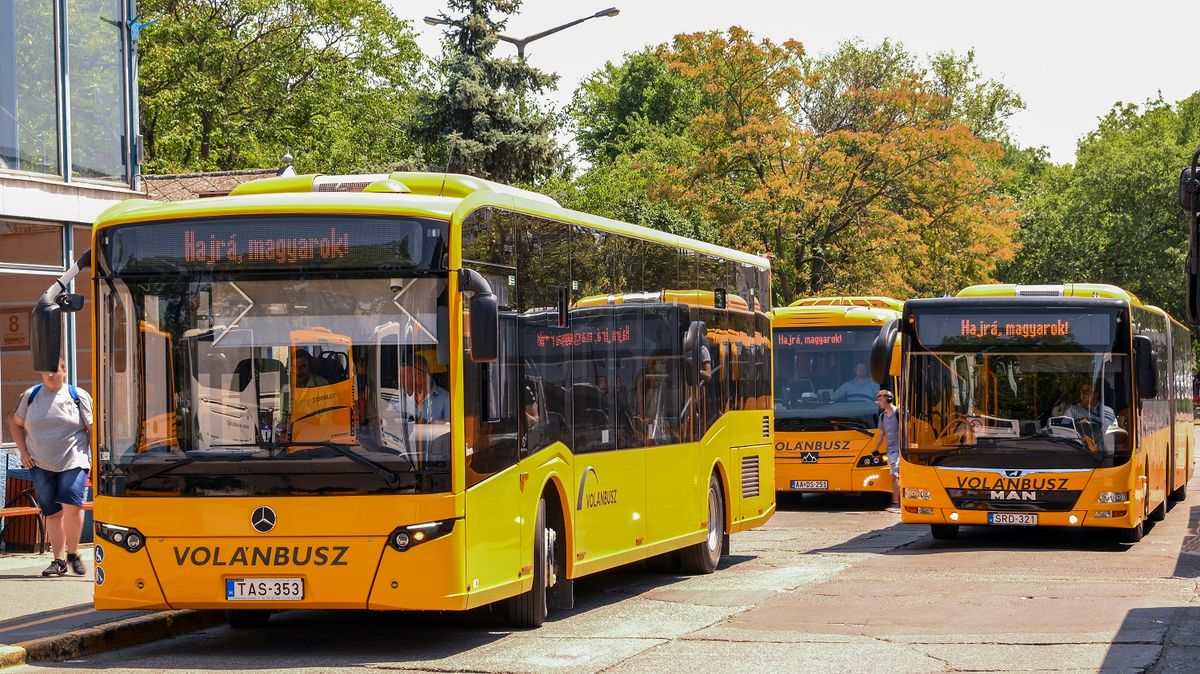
[680,473,725,574]
[930,524,958,540]
[1116,520,1143,544]
[507,498,550,628]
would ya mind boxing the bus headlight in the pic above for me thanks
[903,488,931,500]
[387,520,457,552]
[1097,492,1129,504]
[95,522,147,553]
[857,454,887,468]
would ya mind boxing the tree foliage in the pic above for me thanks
[138,0,424,174]
[569,30,1024,303]
[415,0,563,184]
[1001,93,1200,319]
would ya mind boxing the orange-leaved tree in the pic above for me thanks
[655,29,1020,302]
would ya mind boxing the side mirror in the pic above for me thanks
[461,269,498,364]
[682,320,706,387]
[1134,334,1158,399]
[30,299,64,373]
[870,318,901,385]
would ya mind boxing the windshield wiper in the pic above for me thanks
[123,457,196,490]
[271,441,404,486]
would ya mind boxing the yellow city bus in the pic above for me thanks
[29,172,774,628]
[772,297,903,497]
[873,284,1194,542]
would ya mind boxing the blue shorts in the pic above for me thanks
[30,467,89,517]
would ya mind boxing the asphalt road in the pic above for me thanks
[13,479,1200,673]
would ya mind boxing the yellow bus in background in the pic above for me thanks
[30,172,774,628]
[772,297,902,498]
[876,284,1193,542]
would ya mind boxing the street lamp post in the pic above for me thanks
[423,7,620,59]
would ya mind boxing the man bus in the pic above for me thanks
[29,172,774,628]
[772,297,903,500]
[872,284,1193,543]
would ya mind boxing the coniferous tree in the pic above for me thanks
[417,0,563,184]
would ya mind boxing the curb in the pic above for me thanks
[2,610,224,667]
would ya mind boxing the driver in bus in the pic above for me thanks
[293,349,329,388]
[1066,382,1116,446]
[389,354,449,423]
[833,362,880,403]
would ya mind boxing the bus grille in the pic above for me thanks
[741,455,760,498]
[946,489,1082,512]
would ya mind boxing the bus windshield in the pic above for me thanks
[98,273,450,497]
[905,307,1132,470]
[773,327,884,433]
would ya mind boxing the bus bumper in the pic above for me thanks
[899,506,1140,529]
[775,462,894,494]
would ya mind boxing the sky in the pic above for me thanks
[394,1,1197,164]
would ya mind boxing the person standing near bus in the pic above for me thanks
[8,358,93,577]
[875,390,901,508]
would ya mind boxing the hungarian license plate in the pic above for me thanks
[791,480,828,490]
[988,512,1038,526]
[226,577,305,601]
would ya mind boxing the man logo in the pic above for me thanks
[1004,470,1025,478]
[251,506,277,533]
[801,452,819,463]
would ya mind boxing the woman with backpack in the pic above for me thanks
[8,358,93,577]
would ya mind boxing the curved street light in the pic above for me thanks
[424,8,620,58]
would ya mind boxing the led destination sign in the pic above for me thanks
[101,215,447,275]
[774,328,876,351]
[917,311,1117,349]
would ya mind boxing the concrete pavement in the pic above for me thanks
[6,474,1197,673]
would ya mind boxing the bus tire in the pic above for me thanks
[507,498,549,628]
[1149,497,1166,522]
[1116,520,1143,544]
[929,524,958,540]
[1169,482,1187,502]
[225,610,271,629]
[680,473,725,575]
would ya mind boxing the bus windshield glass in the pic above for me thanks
[96,218,452,497]
[773,327,884,433]
[905,306,1132,470]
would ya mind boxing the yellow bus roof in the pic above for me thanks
[787,296,904,311]
[956,283,1142,305]
[772,303,900,328]
[92,172,770,269]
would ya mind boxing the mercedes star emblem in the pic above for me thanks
[251,506,277,533]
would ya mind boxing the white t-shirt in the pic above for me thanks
[13,386,92,472]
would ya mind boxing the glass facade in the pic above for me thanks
[0,0,136,185]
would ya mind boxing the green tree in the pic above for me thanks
[569,47,703,164]
[416,0,563,184]
[1001,93,1200,319]
[138,0,425,174]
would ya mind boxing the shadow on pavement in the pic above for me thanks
[776,490,891,512]
[41,552,758,670]
[1173,504,1200,578]
[1099,606,1200,672]
[886,519,1145,554]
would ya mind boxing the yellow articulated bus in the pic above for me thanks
[29,172,775,628]
[772,297,903,497]
[873,284,1194,543]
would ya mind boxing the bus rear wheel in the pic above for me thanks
[680,473,725,574]
[507,498,550,628]
[225,609,271,629]
[929,524,958,540]
[1169,482,1188,502]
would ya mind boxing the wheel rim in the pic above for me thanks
[706,484,721,553]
